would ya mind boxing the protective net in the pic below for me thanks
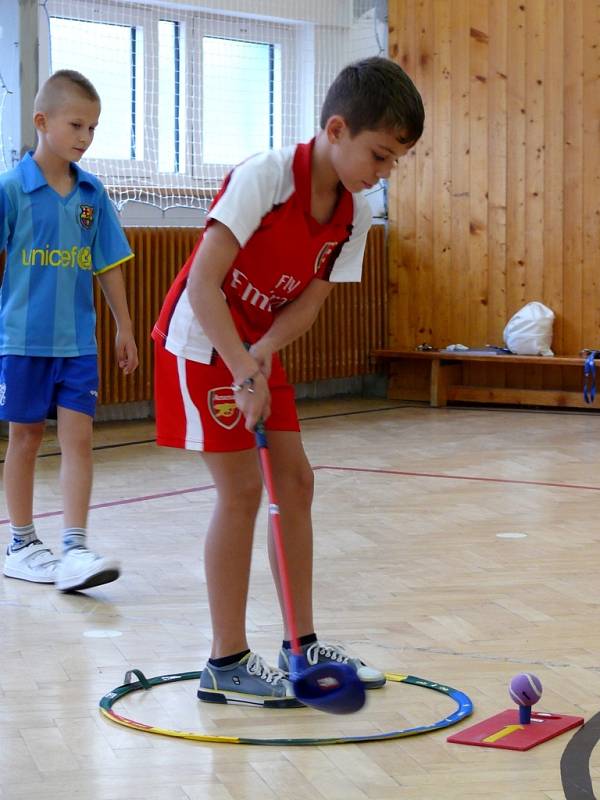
[0,74,10,173]
[34,0,387,211]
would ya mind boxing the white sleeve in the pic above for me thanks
[207,148,295,247]
[328,194,373,283]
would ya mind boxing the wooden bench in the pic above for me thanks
[371,349,594,409]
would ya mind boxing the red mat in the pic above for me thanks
[447,709,584,751]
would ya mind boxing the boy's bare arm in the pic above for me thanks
[252,279,334,372]
[187,221,271,429]
[187,221,260,384]
[97,267,139,374]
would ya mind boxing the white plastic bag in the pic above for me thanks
[503,302,555,356]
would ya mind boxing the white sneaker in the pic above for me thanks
[56,547,120,592]
[279,641,386,688]
[3,541,60,583]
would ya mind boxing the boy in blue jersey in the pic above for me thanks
[0,70,138,591]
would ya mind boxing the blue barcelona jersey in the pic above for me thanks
[0,152,132,356]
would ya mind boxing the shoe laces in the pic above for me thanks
[246,653,286,685]
[305,641,351,666]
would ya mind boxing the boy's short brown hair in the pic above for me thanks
[320,56,424,145]
[34,70,100,114]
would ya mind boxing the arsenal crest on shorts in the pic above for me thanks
[208,387,241,430]
[79,204,95,230]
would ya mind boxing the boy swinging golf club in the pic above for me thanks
[152,57,424,710]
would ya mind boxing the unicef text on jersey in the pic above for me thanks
[21,246,93,270]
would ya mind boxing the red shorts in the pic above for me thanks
[154,344,300,452]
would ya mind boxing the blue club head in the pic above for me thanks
[288,653,366,715]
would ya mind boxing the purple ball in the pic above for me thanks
[509,672,543,707]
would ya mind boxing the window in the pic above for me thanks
[202,37,281,165]
[46,4,296,183]
[158,20,184,173]
[49,16,144,161]
[41,1,379,215]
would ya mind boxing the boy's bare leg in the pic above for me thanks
[262,430,315,640]
[264,431,385,689]
[201,449,263,658]
[3,420,59,584]
[56,407,93,530]
[53,406,120,591]
[3,422,46,525]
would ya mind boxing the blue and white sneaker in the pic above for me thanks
[279,641,386,689]
[56,547,120,592]
[3,540,60,583]
[198,652,303,708]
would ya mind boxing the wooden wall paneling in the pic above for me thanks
[387,0,401,349]
[562,0,584,363]
[543,0,565,362]
[432,0,452,349]
[504,1,527,392]
[582,1,600,349]
[414,0,434,347]
[505,1,527,320]
[487,0,507,346]
[524,1,546,391]
[386,1,600,404]
[486,0,508,391]
[542,0,565,391]
[468,0,490,344]
[466,0,490,389]
[449,0,471,347]
[387,0,428,397]
[525,1,546,302]
[389,0,418,351]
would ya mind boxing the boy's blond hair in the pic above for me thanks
[34,70,100,115]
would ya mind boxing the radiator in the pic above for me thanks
[95,224,387,405]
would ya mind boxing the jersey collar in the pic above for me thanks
[293,138,354,226]
[18,151,96,194]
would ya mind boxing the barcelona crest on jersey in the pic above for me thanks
[79,204,95,230]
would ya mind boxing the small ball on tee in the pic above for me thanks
[509,672,543,707]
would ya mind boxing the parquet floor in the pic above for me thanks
[2,398,600,799]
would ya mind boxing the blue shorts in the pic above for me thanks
[0,355,99,423]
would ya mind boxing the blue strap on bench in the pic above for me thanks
[583,351,600,404]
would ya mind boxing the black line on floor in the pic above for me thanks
[0,438,156,463]
[6,396,599,465]
[0,405,410,463]
[561,712,600,799]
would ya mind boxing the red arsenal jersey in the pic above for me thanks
[153,139,372,363]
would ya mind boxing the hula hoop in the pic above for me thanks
[99,668,473,746]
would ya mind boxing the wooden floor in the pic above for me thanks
[2,398,600,799]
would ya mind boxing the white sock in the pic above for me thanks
[62,528,87,554]
[9,522,37,552]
